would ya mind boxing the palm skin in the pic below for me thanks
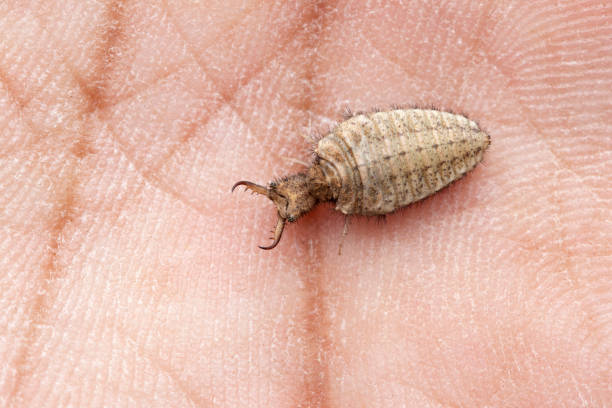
[1,1,611,407]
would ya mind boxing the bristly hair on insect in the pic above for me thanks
[232,107,490,250]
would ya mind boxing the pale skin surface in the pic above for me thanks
[0,0,611,407]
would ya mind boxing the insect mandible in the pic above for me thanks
[232,108,491,250]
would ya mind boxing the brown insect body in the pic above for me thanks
[233,108,490,249]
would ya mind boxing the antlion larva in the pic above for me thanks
[232,108,491,249]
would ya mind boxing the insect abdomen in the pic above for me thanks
[315,109,491,215]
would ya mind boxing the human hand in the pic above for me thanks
[1,1,610,406]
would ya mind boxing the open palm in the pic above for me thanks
[1,1,610,406]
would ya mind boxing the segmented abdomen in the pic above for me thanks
[315,109,490,215]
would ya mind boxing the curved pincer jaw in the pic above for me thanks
[231,180,268,196]
[232,180,286,250]
[258,217,286,250]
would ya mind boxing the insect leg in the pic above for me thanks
[337,215,350,256]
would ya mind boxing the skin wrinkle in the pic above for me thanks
[99,79,227,207]
[0,110,95,163]
[27,0,256,119]
[106,130,212,218]
[212,3,339,404]
[283,2,343,120]
[160,2,351,172]
[146,120,205,175]
[89,67,179,114]
[95,39,237,216]
[116,323,206,408]
[77,1,238,218]
[159,18,343,389]
[0,1,123,157]
[287,4,339,406]
[521,105,601,202]
[0,68,50,159]
[140,102,220,177]
[8,167,81,405]
[161,0,259,53]
[162,11,260,164]
[2,1,201,401]
[79,0,126,112]
[298,235,331,408]
[165,5,285,133]
[363,37,424,83]
[0,0,121,150]
[470,1,496,46]
[4,2,123,402]
[31,1,173,118]
[0,68,28,109]
[244,3,338,403]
